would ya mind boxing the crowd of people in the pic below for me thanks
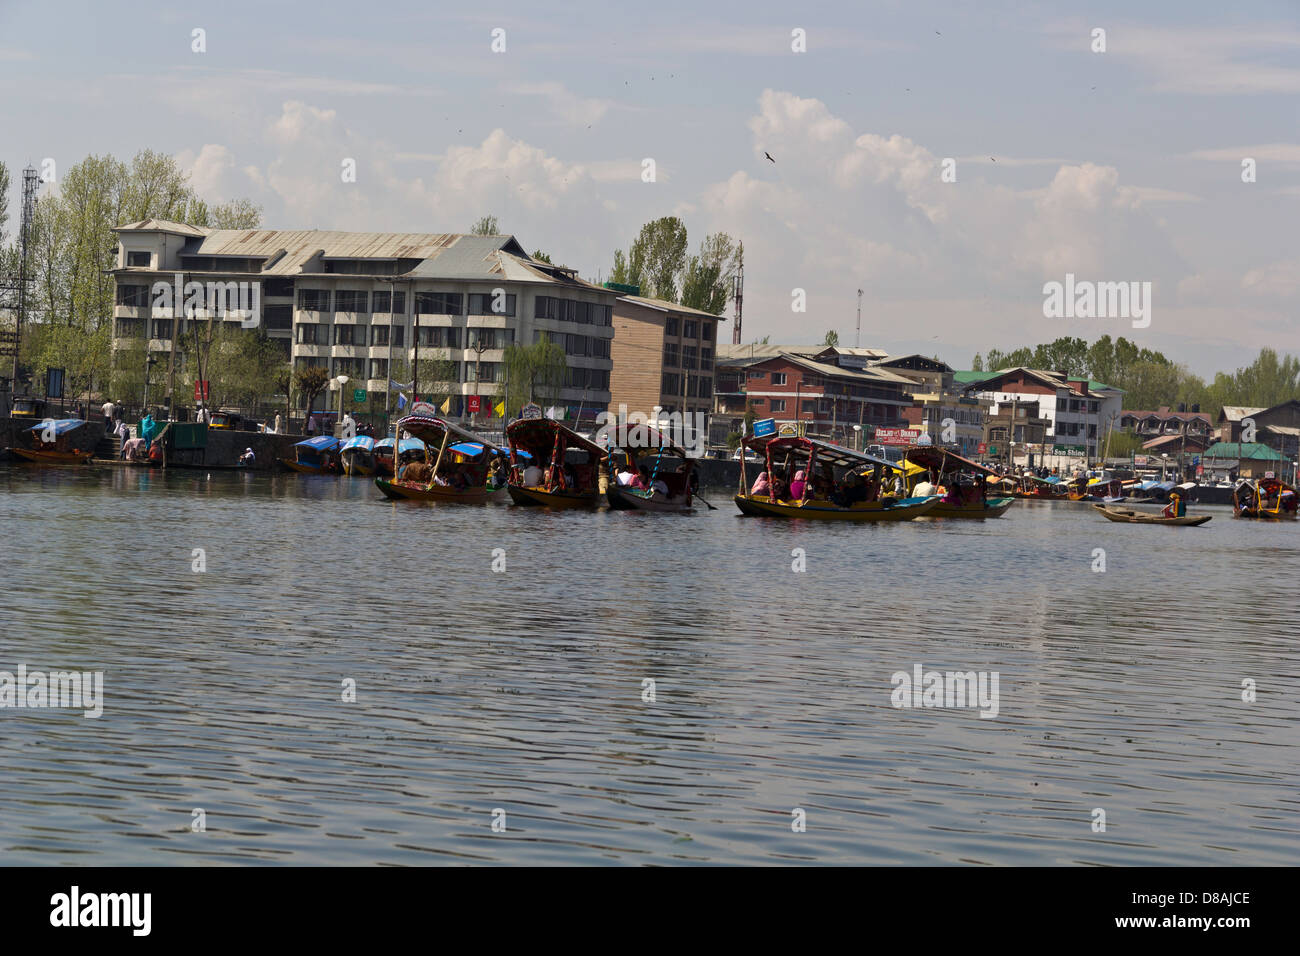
[749,461,905,507]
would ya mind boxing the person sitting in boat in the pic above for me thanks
[522,460,543,487]
[239,447,256,467]
[1162,491,1186,518]
[750,472,771,496]
[651,475,669,497]
[617,463,638,486]
[789,470,808,501]
[890,473,905,497]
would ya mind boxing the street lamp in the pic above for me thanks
[143,353,157,416]
[335,375,349,435]
[853,423,862,451]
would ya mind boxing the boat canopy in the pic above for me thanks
[29,419,86,436]
[397,415,505,456]
[449,441,484,456]
[607,424,691,458]
[296,435,341,451]
[746,434,900,471]
[374,437,394,451]
[398,438,426,455]
[506,417,607,458]
[340,435,375,452]
[904,444,998,476]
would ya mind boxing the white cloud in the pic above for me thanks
[504,82,613,127]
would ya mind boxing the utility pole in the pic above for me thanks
[472,337,489,428]
[856,288,863,349]
[731,258,744,345]
[9,167,38,398]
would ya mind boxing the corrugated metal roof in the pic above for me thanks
[1220,406,1265,421]
[115,218,209,237]
[617,294,724,318]
[1203,442,1287,460]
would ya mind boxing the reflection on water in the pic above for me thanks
[0,465,1297,864]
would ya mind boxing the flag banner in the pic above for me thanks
[397,393,408,410]
[494,401,506,418]
[390,380,413,390]
[440,398,451,414]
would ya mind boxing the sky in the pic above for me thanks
[1,0,1297,378]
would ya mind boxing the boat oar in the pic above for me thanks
[692,491,718,510]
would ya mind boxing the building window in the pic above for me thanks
[682,345,698,369]
[701,346,713,370]
[116,284,151,307]
[369,358,388,380]
[296,323,326,345]
[683,319,698,339]
[334,357,365,378]
[264,305,292,330]
[663,342,679,368]
[294,356,329,372]
[702,320,714,341]
[770,399,786,412]
[335,290,369,313]
[771,372,787,386]
[417,325,460,348]
[298,289,331,312]
[747,370,764,380]
[588,369,610,390]
[665,317,679,336]
[802,400,815,414]
[470,362,502,384]
[661,372,681,394]
[372,290,406,314]
[114,318,143,337]
[150,319,174,339]
[414,291,463,315]
[533,296,578,322]
[334,324,367,346]
[699,378,712,399]
[469,292,517,316]
[126,251,151,268]
[467,328,514,350]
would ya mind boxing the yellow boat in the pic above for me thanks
[376,412,507,505]
[7,419,95,465]
[904,445,1017,518]
[505,414,606,509]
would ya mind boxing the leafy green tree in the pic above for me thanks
[294,365,331,421]
[391,352,459,407]
[470,215,499,236]
[971,353,984,372]
[610,216,688,301]
[188,197,264,230]
[502,339,566,417]
[822,329,839,347]
[531,249,552,263]
[680,234,740,314]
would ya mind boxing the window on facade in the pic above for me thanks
[369,359,388,380]
[802,400,815,413]
[699,378,712,398]
[150,319,174,339]
[1089,401,1098,413]
[771,372,787,386]
[263,305,292,330]
[747,370,764,380]
[372,290,406,314]
[296,323,326,345]
[333,358,365,378]
[298,289,331,311]
[467,328,514,350]
[686,375,699,398]
[663,342,679,368]
[294,356,329,372]
[702,321,714,341]
[700,346,713,370]
[114,318,143,337]
[683,320,698,339]
[664,317,679,337]
[116,284,151,307]
[682,346,698,369]
[589,369,610,390]
[469,292,517,316]
[126,251,151,268]
[414,292,463,315]
[335,290,369,313]
[770,399,786,412]
[417,325,460,348]
[661,372,681,394]
[1088,424,1097,438]
[334,324,367,346]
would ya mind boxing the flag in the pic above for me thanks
[494,401,505,418]
[390,379,413,390]
[397,392,408,411]
[440,397,451,414]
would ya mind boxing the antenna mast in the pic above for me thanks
[731,257,744,345]
[855,288,863,348]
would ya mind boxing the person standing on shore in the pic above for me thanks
[102,399,116,434]
[274,412,282,435]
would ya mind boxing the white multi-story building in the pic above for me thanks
[109,219,616,422]
[960,367,1124,463]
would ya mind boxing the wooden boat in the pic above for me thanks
[903,445,1016,518]
[7,419,95,465]
[280,435,341,474]
[375,414,506,504]
[605,424,697,513]
[1233,477,1298,519]
[339,435,376,476]
[735,434,939,521]
[505,415,607,508]
[1011,474,1065,499]
[1094,504,1211,526]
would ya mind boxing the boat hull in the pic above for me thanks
[279,458,333,474]
[341,457,375,476]
[375,478,502,503]
[606,483,693,513]
[508,485,600,509]
[9,447,94,465]
[1095,505,1211,526]
[924,496,1016,518]
[734,494,939,521]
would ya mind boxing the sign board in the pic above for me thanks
[988,445,998,455]
[1196,464,1204,476]
[874,427,921,446]
[778,423,797,436]
[353,388,366,403]
[1053,444,1086,456]
[194,380,209,401]
[467,395,481,413]
[752,417,776,438]
[410,401,439,417]
[977,442,987,455]
[1134,455,1149,466]
[46,367,65,399]
[520,402,543,420]
[1265,471,1276,479]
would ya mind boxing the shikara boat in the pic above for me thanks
[903,445,1016,518]
[606,425,697,513]
[734,435,939,521]
[7,419,95,465]
[280,435,341,474]
[375,415,506,504]
[339,435,376,476]
[373,436,425,476]
[505,416,607,508]
[1094,504,1211,526]
[1233,477,1298,519]
[1012,474,1065,499]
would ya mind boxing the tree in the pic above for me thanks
[822,330,839,347]
[502,339,566,417]
[531,249,552,263]
[294,365,331,421]
[391,352,459,408]
[971,353,984,372]
[609,216,688,301]
[679,233,740,314]
[470,215,499,236]
[189,197,264,230]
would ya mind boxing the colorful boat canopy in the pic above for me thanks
[296,435,341,451]
[397,415,505,455]
[29,419,86,436]
[905,444,998,476]
[506,416,606,458]
[398,438,426,454]
[744,434,898,471]
[449,441,485,456]
[340,436,375,452]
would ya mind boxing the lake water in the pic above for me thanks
[1,465,1296,865]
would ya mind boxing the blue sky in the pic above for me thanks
[2,0,1297,376]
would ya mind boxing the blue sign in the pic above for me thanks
[753,418,776,438]
[1192,455,1200,465]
